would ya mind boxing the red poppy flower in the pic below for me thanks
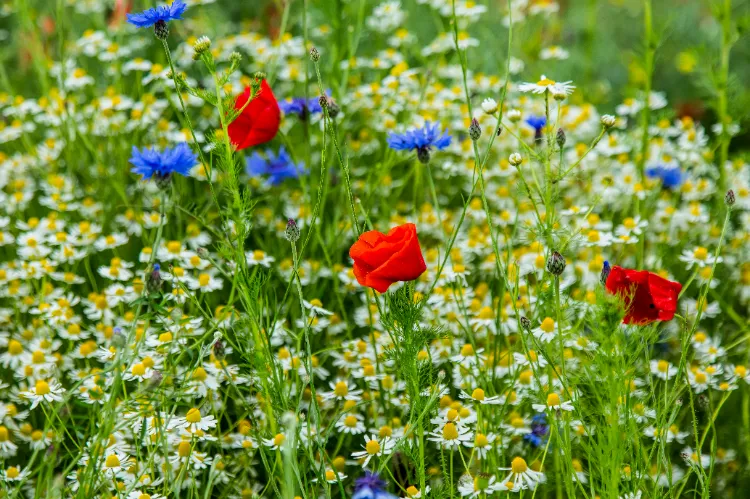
[227,79,280,151]
[349,223,427,293]
[605,265,682,325]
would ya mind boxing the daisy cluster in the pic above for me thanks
[0,0,748,498]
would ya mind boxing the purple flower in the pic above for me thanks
[524,413,549,448]
[246,146,306,186]
[352,471,397,499]
[279,96,323,119]
[127,0,187,28]
[646,165,684,189]
[129,143,197,180]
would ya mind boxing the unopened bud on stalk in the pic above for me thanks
[469,118,482,141]
[228,51,242,66]
[111,327,126,348]
[193,36,211,57]
[509,153,523,166]
[556,128,566,148]
[551,88,567,101]
[520,316,531,331]
[725,189,735,207]
[149,370,163,388]
[546,251,566,276]
[309,47,320,62]
[481,98,498,114]
[601,115,616,129]
[285,219,300,242]
[507,109,522,122]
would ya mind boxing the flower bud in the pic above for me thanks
[520,316,531,331]
[551,88,567,101]
[111,327,126,348]
[309,47,320,62]
[725,189,735,207]
[469,118,482,141]
[556,128,566,148]
[546,251,566,276]
[285,219,300,242]
[481,98,498,114]
[229,51,242,66]
[507,109,522,122]
[149,370,163,389]
[193,36,211,57]
[509,153,523,166]
[147,263,163,293]
[601,114,616,129]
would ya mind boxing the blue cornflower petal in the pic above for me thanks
[525,115,547,132]
[386,121,452,152]
[279,94,326,118]
[127,0,187,28]
[129,142,197,180]
[246,146,307,186]
[352,471,397,499]
[646,165,684,189]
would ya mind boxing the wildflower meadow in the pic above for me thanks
[1,0,750,498]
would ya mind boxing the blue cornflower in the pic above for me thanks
[646,165,684,189]
[526,115,547,141]
[129,143,198,181]
[127,0,187,33]
[352,471,397,499]
[246,146,306,186]
[524,413,549,448]
[387,121,451,163]
[279,96,323,119]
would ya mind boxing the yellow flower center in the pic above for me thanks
[334,381,349,397]
[511,456,528,473]
[540,317,555,333]
[657,360,669,373]
[105,454,121,468]
[471,388,485,401]
[35,380,50,396]
[365,439,381,455]
[442,422,459,440]
[185,408,202,424]
[546,393,561,407]
[475,433,488,447]
[693,247,708,260]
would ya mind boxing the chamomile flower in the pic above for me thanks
[20,379,65,409]
[518,75,575,95]
[498,456,545,490]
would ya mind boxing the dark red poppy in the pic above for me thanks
[605,265,682,325]
[349,223,427,293]
[227,79,280,151]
